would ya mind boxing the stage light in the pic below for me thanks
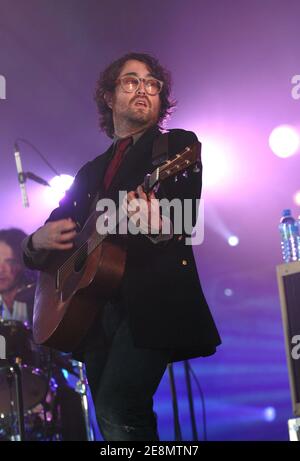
[44,174,74,207]
[201,139,231,188]
[269,125,300,158]
[293,190,300,207]
[224,288,234,297]
[61,369,69,380]
[263,407,276,422]
[228,236,239,246]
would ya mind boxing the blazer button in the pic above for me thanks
[73,201,77,207]
[182,259,188,266]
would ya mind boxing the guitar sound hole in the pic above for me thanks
[74,244,88,272]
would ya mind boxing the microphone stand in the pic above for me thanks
[14,138,61,208]
[168,360,199,441]
[16,170,51,208]
[183,360,198,441]
[18,171,50,188]
[0,360,25,441]
[24,171,50,187]
[167,363,182,441]
[74,361,95,441]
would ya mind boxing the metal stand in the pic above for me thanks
[288,418,300,441]
[74,361,94,441]
[0,360,25,441]
[168,360,198,441]
[183,361,198,441]
[167,363,182,441]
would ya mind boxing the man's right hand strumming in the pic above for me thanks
[32,219,77,251]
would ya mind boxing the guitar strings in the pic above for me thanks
[57,147,194,281]
[58,164,187,279]
[58,205,109,275]
[58,230,104,279]
[58,209,122,280]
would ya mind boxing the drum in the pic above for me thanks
[0,377,60,441]
[0,319,48,416]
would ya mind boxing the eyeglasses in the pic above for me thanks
[117,75,163,96]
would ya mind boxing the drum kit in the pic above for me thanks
[0,318,94,441]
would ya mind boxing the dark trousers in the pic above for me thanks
[83,302,170,441]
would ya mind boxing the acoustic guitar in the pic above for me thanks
[33,143,200,352]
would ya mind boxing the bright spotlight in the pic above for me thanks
[263,407,276,422]
[228,236,239,246]
[201,139,232,188]
[224,288,234,297]
[269,125,300,158]
[293,190,300,207]
[44,174,74,207]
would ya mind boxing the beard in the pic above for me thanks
[124,105,151,126]
[113,97,160,133]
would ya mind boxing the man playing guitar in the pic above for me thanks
[23,52,221,441]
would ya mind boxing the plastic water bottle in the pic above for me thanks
[279,209,299,263]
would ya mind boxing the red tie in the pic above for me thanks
[103,136,133,191]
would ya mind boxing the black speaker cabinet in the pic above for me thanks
[277,262,300,417]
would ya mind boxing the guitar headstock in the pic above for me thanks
[144,142,201,193]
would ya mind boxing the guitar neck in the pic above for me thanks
[87,173,152,255]
[56,142,199,286]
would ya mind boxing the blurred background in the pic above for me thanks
[1,0,300,440]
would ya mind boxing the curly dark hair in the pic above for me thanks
[0,227,35,284]
[0,228,27,266]
[94,52,177,138]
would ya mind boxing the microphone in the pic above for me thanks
[14,143,29,207]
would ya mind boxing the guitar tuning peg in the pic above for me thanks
[182,170,188,179]
[193,163,200,173]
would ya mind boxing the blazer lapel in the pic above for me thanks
[91,143,114,197]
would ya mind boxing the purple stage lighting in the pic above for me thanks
[44,174,74,207]
[228,236,239,246]
[293,191,300,207]
[263,407,276,422]
[269,125,300,158]
[202,139,231,189]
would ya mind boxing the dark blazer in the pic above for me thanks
[24,125,221,362]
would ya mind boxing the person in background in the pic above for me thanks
[0,228,87,441]
[0,228,35,323]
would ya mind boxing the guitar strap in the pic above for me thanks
[152,131,169,166]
